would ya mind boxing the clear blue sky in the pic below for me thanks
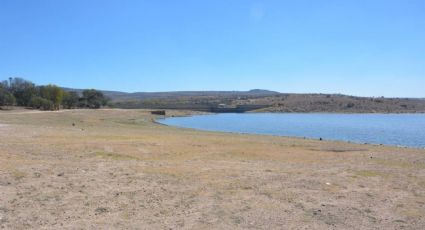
[1,0,424,97]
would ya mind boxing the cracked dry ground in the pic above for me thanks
[0,109,424,229]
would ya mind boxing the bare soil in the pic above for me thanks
[0,109,424,229]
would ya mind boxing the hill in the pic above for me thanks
[62,88,425,113]
[62,88,279,101]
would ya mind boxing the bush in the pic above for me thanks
[0,88,16,106]
[38,84,64,110]
[62,91,79,109]
[81,89,108,109]
[9,78,37,106]
[346,103,355,108]
[29,96,54,110]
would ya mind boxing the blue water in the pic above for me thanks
[159,113,425,148]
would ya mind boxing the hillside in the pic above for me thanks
[62,88,425,113]
[237,94,425,113]
[63,88,279,101]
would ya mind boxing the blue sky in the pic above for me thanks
[1,0,424,97]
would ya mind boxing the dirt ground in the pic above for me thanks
[0,109,424,229]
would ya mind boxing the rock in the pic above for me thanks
[57,172,64,177]
[95,207,108,214]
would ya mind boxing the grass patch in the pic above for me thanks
[11,169,26,180]
[354,170,384,178]
[94,151,139,161]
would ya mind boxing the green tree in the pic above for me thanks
[81,89,107,109]
[0,80,9,89]
[5,93,16,106]
[0,88,16,107]
[9,78,37,106]
[62,91,79,109]
[39,84,64,110]
[29,96,54,110]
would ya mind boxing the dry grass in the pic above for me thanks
[0,109,424,229]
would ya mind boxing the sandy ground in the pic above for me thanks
[0,109,424,229]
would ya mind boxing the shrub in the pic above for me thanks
[62,91,79,109]
[346,103,355,108]
[0,88,16,106]
[29,96,54,110]
[81,89,108,109]
[38,84,64,110]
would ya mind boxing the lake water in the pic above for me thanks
[159,113,425,148]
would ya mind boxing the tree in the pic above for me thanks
[9,78,37,106]
[29,96,54,110]
[39,84,64,110]
[0,80,15,108]
[62,91,79,109]
[5,93,15,106]
[1,77,109,110]
[0,88,16,107]
[0,80,9,89]
[81,89,107,109]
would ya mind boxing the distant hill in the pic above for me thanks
[62,88,280,101]
[62,88,425,113]
[237,94,425,113]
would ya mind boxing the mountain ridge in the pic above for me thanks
[62,87,425,113]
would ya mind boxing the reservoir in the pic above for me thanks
[159,113,425,148]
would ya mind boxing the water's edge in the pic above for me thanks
[156,113,425,150]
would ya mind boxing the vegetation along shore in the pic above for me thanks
[2,78,425,113]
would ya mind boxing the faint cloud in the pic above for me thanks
[250,2,265,21]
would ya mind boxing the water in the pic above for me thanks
[159,113,425,148]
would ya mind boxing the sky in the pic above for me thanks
[0,0,424,97]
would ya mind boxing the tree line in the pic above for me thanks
[0,78,108,110]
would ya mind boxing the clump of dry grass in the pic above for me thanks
[94,151,139,161]
[11,169,26,180]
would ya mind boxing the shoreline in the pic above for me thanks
[1,108,424,150]
[156,111,425,150]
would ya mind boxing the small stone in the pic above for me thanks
[57,172,64,177]
[95,207,108,214]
